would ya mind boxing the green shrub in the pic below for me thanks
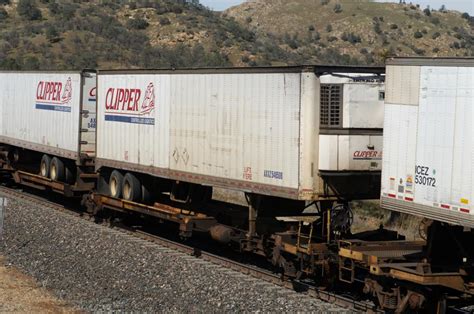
[47,2,59,14]
[45,25,59,40]
[341,32,361,44]
[127,18,149,30]
[432,32,441,39]
[160,17,171,25]
[414,31,423,39]
[17,0,42,20]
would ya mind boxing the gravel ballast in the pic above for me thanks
[0,195,346,312]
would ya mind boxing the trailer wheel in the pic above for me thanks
[64,163,75,184]
[123,173,142,202]
[40,154,51,177]
[142,181,152,204]
[109,170,124,198]
[50,157,65,181]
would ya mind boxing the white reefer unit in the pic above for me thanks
[382,58,474,228]
[318,73,384,172]
[0,71,97,161]
[96,66,384,201]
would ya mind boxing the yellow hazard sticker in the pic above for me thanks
[461,198,469,205]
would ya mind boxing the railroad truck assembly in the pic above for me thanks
[0,60,473,312]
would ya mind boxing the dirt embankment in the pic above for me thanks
[0,257,77,313]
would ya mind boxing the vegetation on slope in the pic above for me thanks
[226,0,474,65]
[0,0,262,69]
[0,0,473,70]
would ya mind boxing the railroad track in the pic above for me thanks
[0,184,381,313]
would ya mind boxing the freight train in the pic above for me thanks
[0,59,472,312]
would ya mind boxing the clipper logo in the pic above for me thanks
[89,87,96,102]
[353,151,382,160]
[35,78,73,112]
[104,82,155,125]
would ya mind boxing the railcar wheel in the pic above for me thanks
[40,154,51,177]
[109,170,124,198]
[123,173,142,202]
[50,157,65,181]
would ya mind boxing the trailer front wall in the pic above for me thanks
[0,72,82,159]
[382,62,474,228]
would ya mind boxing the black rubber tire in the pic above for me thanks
[64,164,75,184]
[50,157,65,181]
[109,170,124,198]
[40,154,51,177]
[123,172,142,202]
[141,181,152,204]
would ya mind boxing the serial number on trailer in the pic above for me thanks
[415,165,436,187]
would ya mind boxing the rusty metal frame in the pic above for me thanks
[10,170,94,197]
[338,240,474,294]
[91,193,218,238]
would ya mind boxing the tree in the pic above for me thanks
[333,3,342,13]
[17,0,42,20]
[0,0,10,5]
[423,8,431,16]
[0,7,7,20]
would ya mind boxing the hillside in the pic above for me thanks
[226,0,474,65]
[0,0,264,69]
[0,0,473,70]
